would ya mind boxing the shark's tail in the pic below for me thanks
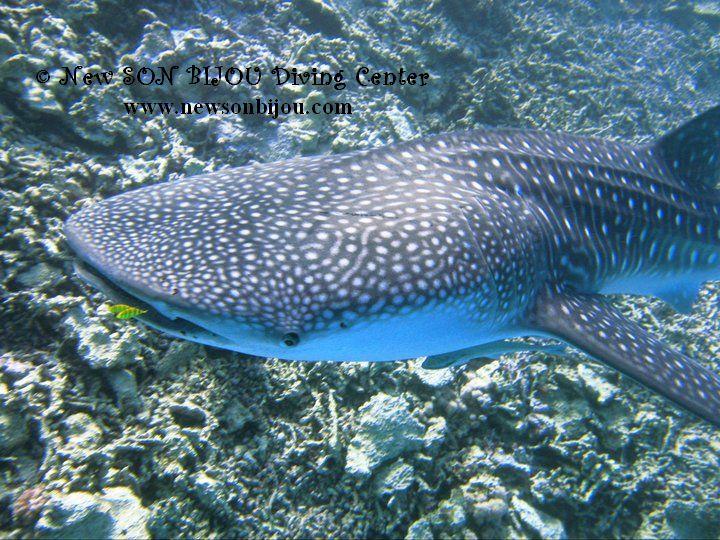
[655,105,720,190]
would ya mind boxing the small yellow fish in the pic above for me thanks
[107,304,147,320]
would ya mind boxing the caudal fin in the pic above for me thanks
[655,105,720,190]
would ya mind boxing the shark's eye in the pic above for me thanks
[282,332,300,347]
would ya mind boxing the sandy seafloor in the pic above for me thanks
[1,0,720,538]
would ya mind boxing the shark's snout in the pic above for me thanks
[64,195,191,311]
[65,209,100,268]
[64,198,256,351]
[65,206,123,291]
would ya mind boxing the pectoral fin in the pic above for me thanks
[422,339,566,370]
[528,287,720,427]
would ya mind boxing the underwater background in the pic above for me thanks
[1,0,720,538]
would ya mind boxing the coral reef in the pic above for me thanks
[1,0,720,538]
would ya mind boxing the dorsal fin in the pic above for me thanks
[655,105,720,189]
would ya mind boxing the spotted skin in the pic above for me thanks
[66,106,720,426]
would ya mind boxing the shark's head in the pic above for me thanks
[65,184,331,359]
[64,157,513,361]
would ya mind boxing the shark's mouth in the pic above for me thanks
[73,260,235,348]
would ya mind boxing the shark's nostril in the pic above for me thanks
[64,214,92,260]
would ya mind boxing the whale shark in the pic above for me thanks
[65,106,720,426]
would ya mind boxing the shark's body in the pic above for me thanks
[66,106,720,426]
